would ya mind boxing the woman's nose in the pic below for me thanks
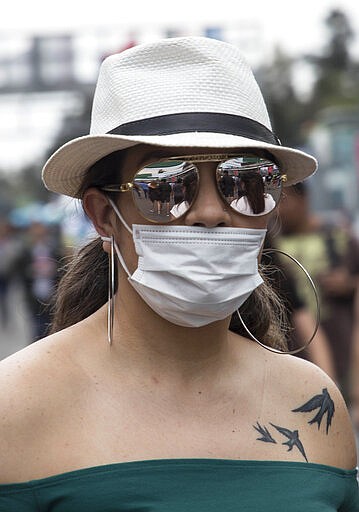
[184,164,231,228]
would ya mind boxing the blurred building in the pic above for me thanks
[0,23,262,175]
[0,34,95,172]
[307,106,359,232]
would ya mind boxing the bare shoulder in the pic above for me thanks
[0,326,81,400]
[265,352,357,469]
[0,326,88,481]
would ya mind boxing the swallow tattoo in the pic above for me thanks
[253,422,277,443]
[270,423,308,462]
[292,388,335,434]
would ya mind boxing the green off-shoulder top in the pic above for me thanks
[0,459,357,511]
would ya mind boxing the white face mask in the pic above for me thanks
[107,199,266,328]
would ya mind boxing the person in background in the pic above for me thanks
[219,170,234,201]
[231,173,276,216]
[256,237,337,381]
[170,170,198,218]
[148,180,161,214]
[159,178,172,216]
[17,222,63,341]
[0,220,18,329]
[276,182,359,402]
[140,181,149,199]
[173,177,184,204]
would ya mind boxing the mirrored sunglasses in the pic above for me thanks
[101,154,287,223]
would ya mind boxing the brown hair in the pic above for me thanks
[50,150,288,350]
[239,172,265,214]
[49,151,123,334]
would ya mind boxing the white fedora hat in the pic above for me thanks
[42,36,317,198]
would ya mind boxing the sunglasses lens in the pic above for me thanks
[131,155,282,222]
[217,156,282,216]
[132,160,199,222]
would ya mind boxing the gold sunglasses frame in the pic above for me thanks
[101,154,287,195]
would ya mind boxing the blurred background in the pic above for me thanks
[0,0,359,436]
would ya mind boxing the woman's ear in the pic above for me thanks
[83,187,113,238]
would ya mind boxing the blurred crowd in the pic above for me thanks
[0,219,65,342]
[0,183,359,432]
[272,183,359,430]
[0,200,94,342]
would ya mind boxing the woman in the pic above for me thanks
[148,180,161,214]
[230,172,276,216]
[173,177,184,204]
[158,178,172,216]
[0,37,357,511]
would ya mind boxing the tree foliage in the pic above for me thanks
[256,8,359,148]
[256,48,312,148]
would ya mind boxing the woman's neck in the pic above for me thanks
[89,293,237,389]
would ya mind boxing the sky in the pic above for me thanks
[3,0,359,57]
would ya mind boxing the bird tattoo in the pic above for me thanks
[292,388,335,434]
[253,422,277,443]
[270,423,308,462]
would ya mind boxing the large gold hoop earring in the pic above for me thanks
[237,249,320,355]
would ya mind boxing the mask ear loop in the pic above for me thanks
[237,248,320,355]
[101,235,115,345]
[107,197,132,234]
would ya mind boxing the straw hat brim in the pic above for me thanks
[42,132,317,198]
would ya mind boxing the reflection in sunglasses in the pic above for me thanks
[230,172,277,216]
[106,156,285,222]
